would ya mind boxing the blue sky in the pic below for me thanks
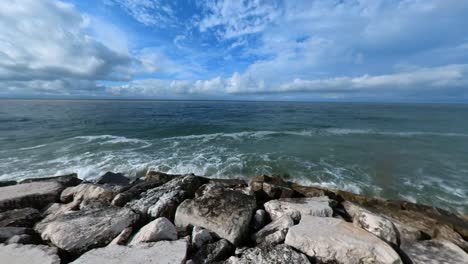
[1,0,468,101]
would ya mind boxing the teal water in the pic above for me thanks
[1,100,467,213]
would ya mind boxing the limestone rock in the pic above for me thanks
[252,209,267,230]
[128,175,202,220]
[95,172,130,185]
[175,184,256,245]
[285,216,402,264]
[0,181,65,211]
[129,217,177,245]
[192,226,214,248]
[343,201,400,245]
[145,171,178,182]
[402,239,468,264]
[71,239,188,264]
[226,244,310,264]
[0,243,60,264]
[0,207,41,227]
[112,177,175,207]
[252,214,294,245]
[109,227,133,245]
[264,196,334,222]
[0,227,35,242]
[60,183,118,205]
[18,173,82,187]
[35,206,139,254]
[191,239,234,264]
[6,234,36,244]
[250,175,295,203]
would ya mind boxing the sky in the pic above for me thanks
[1,0,468,102]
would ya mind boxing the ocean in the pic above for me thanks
[1,99,467,214]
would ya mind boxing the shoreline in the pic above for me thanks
[0,171,467,263]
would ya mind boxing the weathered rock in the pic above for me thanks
[250,175,295,203]
[285,216,402,264]
[111,177,175,207]
[95,172,130,185]
[192,226,214,248]
[60,183,118,206]
[129,217,177,245]
[72,240,188,264]
[208,178,247,188]
[252,209,267,230]
[145,171,178,182]
[109,226,133,245]
[290,183,327,198]
[6,234,35,244]
[128,175,202,220]
[402,239,468,264]
[226,244,310,264]
[0,181,66,211]
[18,173,82,187]
[0,243,60,264]
[264,196,334,222]
[35,206,139,254]
[0,207,41,227]
[252,214,294,246]
[0,227,35,242]
[175,184,256,245]
[191,239,234,264]
[343,201,400,245]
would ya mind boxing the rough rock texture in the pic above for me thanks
[264,196,334,222]
[343,201,400,245]
[192,226,214,248]
[252,214,294,245]
[18,173,82,187]
[0,226,36,242]
[285,216,402,264]
[175,184,257,245]
[71,239,188,264]
[402,239,468,264]
[110,227,133,245]
[60,183,118,205]
[128,175,202,220]
[190,239,234,264]
[0,207,41,227]
[0,181,66,211]
[250,175,295,204]
[0,243,61,264]
[129,217,177,245]
[95,172,130,185]
[35,207,139,254]
[145,171,178,182]
[226,244,310,264]
[112,176,175,207]
[252,209,267,230]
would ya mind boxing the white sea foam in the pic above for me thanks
[18,144,47,150]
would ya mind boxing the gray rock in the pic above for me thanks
[343,201,400,245]
[0,181,66,211]
[191,239,234,264]
[6,234,36,244]
[60,183,118,205]
[225,244,310,264]
[35,206,139,254]
[249,175,295,203]
[252,214,294,246]
[0,227,35,242]
[402,239,468,264]
[18,173,82,187]
[252,209,267,230]
[175,184,257,245]
[192,226,214,248]
[112,177,175,207]
[264,196,334,222]
[128,175,202,220]
[285,216,402,264]
[95,172,130,185]
[0,207,41,227]
[109,227,133,245]
[0,243,60,264]
[71,239,188,264]
[129,217,177,245]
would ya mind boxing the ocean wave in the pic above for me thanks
[19,144,47,150]
[73,135,151,146]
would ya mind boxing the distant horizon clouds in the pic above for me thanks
[1,0,468,101]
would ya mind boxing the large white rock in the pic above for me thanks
[0,243,61,264]
[129,217,177,245]
[264,196,334,222]
[226,244,310,264]
[71,239,188,264]
[252,214,294,245]
[285,216,402,264]
[402,239,468,264]
[60,184,117,205]
[343,201,400,245]
[0,181,65,211]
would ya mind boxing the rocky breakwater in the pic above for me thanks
[0,172,467,264]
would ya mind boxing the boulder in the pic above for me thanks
[285,216,402,264]
[112,176,176,207]
[60,183,118,205]
[252,214,294,246]
[190,239,234,264]
[109,227,133,245]
[0,243,60,264]
[18,173,82,187]
[71,239,188,264]
[264,196,334,222]
[175,184,256,245]
[128,175,202,220]
[343,201,400,245]
[0,207,41,227]
[0,227,36,242]
[95,172,130,185]
[0,181,66,211]
[250,175,295,203]
[6,234,36,244]
[402,239,468,264]
[192,226,215,248]
[252,209,267,230]
[145,171,178,182]
[129,217,177,245]
[226,244,310,264]
[35,206,139,254]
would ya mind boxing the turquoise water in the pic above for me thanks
[1,100,467,213]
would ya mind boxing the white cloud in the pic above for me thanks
[106,0,177,27]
